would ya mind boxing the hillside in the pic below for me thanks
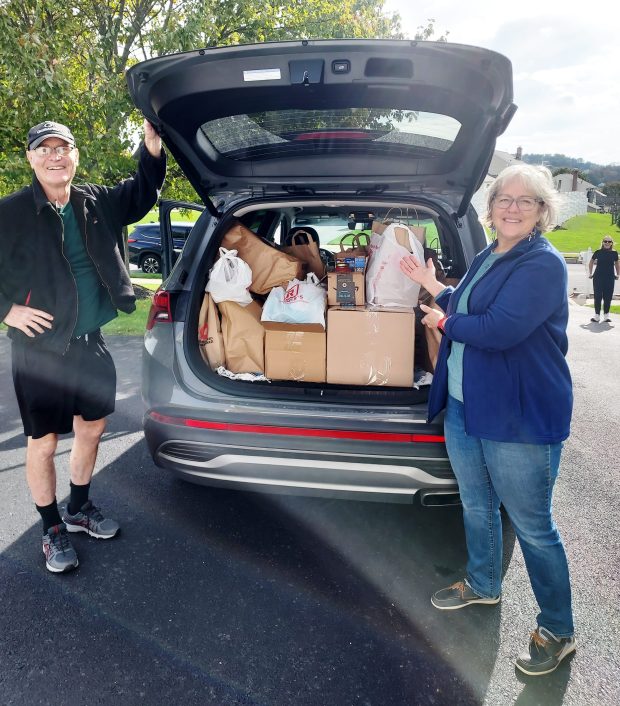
[522,154,620,187]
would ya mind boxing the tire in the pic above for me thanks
[140,254,161,274]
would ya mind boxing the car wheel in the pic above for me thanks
[141,255,161,274]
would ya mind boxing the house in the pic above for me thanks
[487,146,524,177]
[471,147,525,216]
[473,149,591,225]
[552,171,606,212]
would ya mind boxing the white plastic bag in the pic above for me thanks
[261,273,327,327]
[365,223,426,308]
[205,247,253,306]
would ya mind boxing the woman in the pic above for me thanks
[400,164,575,677]
[588,235,619,322]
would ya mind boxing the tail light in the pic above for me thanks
[146,289,172,330]
[127,237,137,243]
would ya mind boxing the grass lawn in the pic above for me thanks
[129,271,162,281]
[101,298,152,335]
[546,213,620,253]
[133,206,202,227]
[130,279,160,291]
[587,303,620,315]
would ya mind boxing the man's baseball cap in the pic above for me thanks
[27,121,75,150]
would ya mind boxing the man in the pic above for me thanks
[0,119,165,572]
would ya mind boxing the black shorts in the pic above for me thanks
[11,330,116,439]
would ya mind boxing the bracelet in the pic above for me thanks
[437,315,448,334]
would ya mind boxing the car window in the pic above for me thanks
[201,110,461,161]
[290,214,442,254]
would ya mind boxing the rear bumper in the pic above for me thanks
[144,412,456,503]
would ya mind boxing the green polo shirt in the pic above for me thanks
[59,203,117,336]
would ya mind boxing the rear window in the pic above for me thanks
[200,109,461,161]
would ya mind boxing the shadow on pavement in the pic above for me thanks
[0,335,524,705]
[1,440,520,706]
[513,656,573,705]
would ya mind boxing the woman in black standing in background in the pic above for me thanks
[589,235,619,322]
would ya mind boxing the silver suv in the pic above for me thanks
[127,39,515,505]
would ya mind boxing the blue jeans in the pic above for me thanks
[445,396,574,637]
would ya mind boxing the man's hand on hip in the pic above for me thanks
[3,304,53,337]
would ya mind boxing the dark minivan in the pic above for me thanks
[126,39,516,504]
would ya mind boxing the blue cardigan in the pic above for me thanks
[429,234,573,444]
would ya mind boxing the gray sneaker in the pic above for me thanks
[515,627,576,676]
[42,523,79,573]
[431,580,500,610]
[62,500,120,539]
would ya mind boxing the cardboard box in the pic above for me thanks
[327,307,415,387]
[264,322,326,383]
[327,270,365,307]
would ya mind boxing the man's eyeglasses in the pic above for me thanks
[31,145,75,157]
[493,196,542,212]
[602,240,613,244]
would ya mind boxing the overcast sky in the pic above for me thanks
[385,0,620,166]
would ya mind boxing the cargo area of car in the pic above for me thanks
[181,197,466,407]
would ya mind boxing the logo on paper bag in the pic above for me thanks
[198,323,209,344]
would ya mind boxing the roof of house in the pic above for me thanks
[552,173,598,190]
[488,150,524,177]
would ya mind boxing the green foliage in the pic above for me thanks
[0,0,419,200]
[603,182,620,202]
[524,154,620,187]
[551,167,590,181]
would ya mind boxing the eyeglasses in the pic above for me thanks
[493,196,542,212]
[602,240,613,244]
[31,145,75,157]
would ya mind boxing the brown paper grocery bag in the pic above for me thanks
[198,293,225,370]
[417,293,443,372]
[281,231,326,279]
[424,325,442,373]
[221,222,304,295]
[218,299,265,374]
[334,233,370,260]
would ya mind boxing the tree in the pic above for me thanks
[0,2,453,202]
[552,167,590,182]
[603,182,620,200]
[603,182,620,225]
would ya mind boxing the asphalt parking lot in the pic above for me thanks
[0,300,618,706]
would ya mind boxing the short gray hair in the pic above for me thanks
[482,164,559,232]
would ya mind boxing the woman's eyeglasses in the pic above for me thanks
[493,196,542,212]
[602,240,613,244]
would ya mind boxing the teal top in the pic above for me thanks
[447,250,505,402]
[59,203,117,336]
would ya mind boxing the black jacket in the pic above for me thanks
[0,144,166,354]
